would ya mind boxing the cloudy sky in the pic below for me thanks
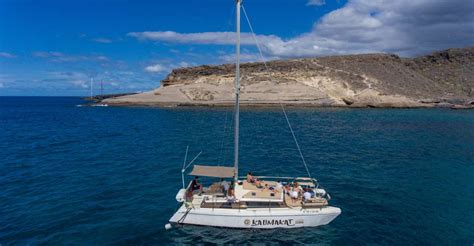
[0,0,472,96]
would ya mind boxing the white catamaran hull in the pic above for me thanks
[169,204,341,229]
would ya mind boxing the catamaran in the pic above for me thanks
[167,0,341,229]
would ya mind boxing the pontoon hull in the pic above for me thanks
[169,205,341,229]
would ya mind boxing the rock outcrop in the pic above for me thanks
[104,47,474,108]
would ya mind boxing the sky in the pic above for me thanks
[0,0,473,96]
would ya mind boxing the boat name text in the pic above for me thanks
[244,219,296,226]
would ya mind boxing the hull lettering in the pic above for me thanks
[244,219,297,227]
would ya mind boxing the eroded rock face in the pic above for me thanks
[106,47,474,107]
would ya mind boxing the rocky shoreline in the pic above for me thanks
[104,47,474,109]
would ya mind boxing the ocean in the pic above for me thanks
[1,97,473,245]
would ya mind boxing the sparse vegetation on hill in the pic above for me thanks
[104,47,474,108]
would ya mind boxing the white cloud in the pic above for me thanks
[218,53,277,63]
[71,79,88,88]
[129,0,474,57]
[0,52,17,58]
[145,64,167,73]
[33,51,64,58]
[128,31,282,46]
[307,0,325,6]
[96,56,109,61]
[47,71,90,88]
[32,51,109,63]
[178,61,192,68]
[92,38,112,43]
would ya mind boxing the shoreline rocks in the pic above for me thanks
[104,47,473,109]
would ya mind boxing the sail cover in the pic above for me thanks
[189,165,235,178]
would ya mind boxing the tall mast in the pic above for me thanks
[90,78,93,99]
[233,0,241,181]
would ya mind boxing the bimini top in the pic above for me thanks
[189,165,235,178]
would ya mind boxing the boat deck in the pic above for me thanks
[186,179,327,209]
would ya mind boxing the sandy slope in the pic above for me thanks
[104,47,473,108]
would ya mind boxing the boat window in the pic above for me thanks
[201,202,234,209]
[245,202,285,208]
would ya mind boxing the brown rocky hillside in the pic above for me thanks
[105,47,474,108]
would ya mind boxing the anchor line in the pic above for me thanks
[177,207,193,224]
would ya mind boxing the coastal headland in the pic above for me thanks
[103,47,474,108]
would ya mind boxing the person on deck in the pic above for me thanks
[190,176,203,194]
[284,184,291,195]
[267,183,279,193]
[220,178,229,194]
[246,172,255,183]
[290,189,299,202]
[276,180,283,189]
[290,182,301,202]
[228,177,236,198]
[303,188,312,202]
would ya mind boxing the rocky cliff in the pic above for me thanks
[105,47,474,108]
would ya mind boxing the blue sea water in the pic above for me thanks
[0,97,473,245]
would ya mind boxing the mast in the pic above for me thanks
[233,0,241,182]
[90,78,93,99]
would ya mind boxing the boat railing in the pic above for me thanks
[239,176,318,184]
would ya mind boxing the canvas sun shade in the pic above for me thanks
[189,165,235,178]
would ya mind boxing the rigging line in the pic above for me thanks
[217,3,237,167]
[280,104,312,178]
[241,4,312,178]
[184,151,203,171]
[217,109,229,166]
[223,107,235,167]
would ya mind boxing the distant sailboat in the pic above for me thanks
[166,0,340,229]
[100,80,104,99]
[76,78,94,107]
[90,77,94,100]
[90,78,108,107]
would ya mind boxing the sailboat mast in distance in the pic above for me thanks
[233,0,241,181]
[90,78,94,99]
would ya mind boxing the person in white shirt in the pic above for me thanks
[290,185,299,202]
[303,189,312,202]
[221,178,229,195]
[290,190,299,201]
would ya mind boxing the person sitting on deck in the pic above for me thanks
[247,172,263,187]
[266,183,280,193]
[276,180,283,189]
[303,188,312,202]
[293,182,302,193]
[290,189,299,202]
[246,172,256,183]
[227,177,236,198]
[309,188,316,198]
[190,176,203,194]
[220,178,229,194]
[284,184,292,195]
[290,182,301,202]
